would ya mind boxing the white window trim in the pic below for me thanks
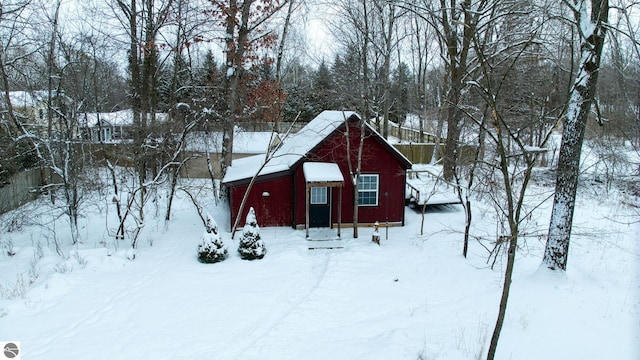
[358,174,379,207]
[310,187,328,205]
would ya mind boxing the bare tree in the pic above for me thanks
[113,0,174,228]
[1,0,92,246]
[343,112,367,238]
[0,0,47,186]
[211,0,289,180]
[444,1,559,357]
[407,10,439,146]
[161,0,212,221]
[426,0,485,181]
[330,0,374,122]
[371,0,406,139]
[275,0,299,83]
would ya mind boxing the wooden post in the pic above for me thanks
[337,186,342,238]
[305,183,310,238]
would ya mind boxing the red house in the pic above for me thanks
[222,111,412,235]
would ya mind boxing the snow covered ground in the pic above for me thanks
[0,166,638,359]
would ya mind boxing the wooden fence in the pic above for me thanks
[0,168,43,214]
[394,143,439,164]
[389,122,439,143]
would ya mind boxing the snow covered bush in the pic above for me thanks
[197,214,228,263]
[238,207,266,260]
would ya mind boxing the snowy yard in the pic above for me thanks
[0,173,638,359]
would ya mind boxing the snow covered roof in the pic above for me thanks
[223,153,289,184]
[184,131,275,154]
[79,110,133,127]
[1,91,73,109]
[222,110,411,185]
[6,91,40,108]
[223,110,357,184]
[78,110,168,127]
[264,110,359,171]
[303,162,344,183]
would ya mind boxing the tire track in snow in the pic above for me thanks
[217,252,332,359]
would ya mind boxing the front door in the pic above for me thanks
[309,187,331,227]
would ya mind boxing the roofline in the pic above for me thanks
[289,113,412,170]
[223,111,412,185]
[289,112,362,170]
[223,168,292,188]
[363,121,413,169]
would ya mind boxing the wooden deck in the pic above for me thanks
[405,168,462,207]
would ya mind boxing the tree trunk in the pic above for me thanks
[380,3,395,140]
[276,0,295,82]
[486,234,517,360]
[221,0,254,180]
[442,86,461,180]
[440,0,474,181]
[543,0,609,271]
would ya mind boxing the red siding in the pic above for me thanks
[293,121,407,226]
[229,174,293,228]
[228,118,409,230]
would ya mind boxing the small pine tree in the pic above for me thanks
[238,207,266,260]
[197,214,228,263]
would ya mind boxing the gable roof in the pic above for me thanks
[222,110,411,185]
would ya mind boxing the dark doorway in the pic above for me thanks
[309,186,331,227]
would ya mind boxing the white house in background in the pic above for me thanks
[78,110,169,142]
[1,90,74,137]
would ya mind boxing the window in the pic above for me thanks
[358,174,379,206]
[310,187,328,204]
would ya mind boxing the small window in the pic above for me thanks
[310,187,327,205]
[358,174,379,206]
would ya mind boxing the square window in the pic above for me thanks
[310,187,327,204]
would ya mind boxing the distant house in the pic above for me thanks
[222,110,412,234]
[1,90,74,138]
[78,110,169,142]
[79,110,131,142]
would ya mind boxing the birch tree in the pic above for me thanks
[543,0,609,271]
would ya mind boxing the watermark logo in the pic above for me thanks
[1,342,20,360]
